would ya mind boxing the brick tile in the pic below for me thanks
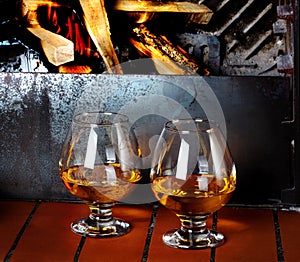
[11,202,86,262]
[215,207,277,262]
[278,210,300,262]
[0,201,36,261]
[78,205,152,262]
[147,205,212,262]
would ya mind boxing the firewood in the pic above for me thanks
[130,25,199,75]
[21,1,74,66]
[114,0,213,24]
[131,42,193,74]
[28,26,74,66]
[79,0,123,74]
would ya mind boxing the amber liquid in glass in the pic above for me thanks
[152,174,236,215]
[61,163,141,203]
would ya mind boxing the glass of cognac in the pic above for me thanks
[150,118,236,249]
[59,112,141,237]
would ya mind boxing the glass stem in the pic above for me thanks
[88,202,115,224]
[177,214,209,234]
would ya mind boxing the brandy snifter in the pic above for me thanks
[59,112,141,237]
[150,118,236,249]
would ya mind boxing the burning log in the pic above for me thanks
[114,0,213,25]
[130,24,200,75]
[21,0,75,66]
[79,0,123,74]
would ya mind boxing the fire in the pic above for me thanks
[21,0,211,75]
[130,25,205,75]
[58,65,92,74]
[135,13,153,24]
[44,3,93,59]
[49,8,59,33]
[129,38,154,57]
[22,0,97,73]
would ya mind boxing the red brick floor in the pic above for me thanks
[1,201,299,262]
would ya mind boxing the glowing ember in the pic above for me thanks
[130,25,204,75]
[59,65,92,73]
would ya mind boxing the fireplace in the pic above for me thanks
[0,0,299,206]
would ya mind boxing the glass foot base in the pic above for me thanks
[71,217,131,238]
[162,228,225,249]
